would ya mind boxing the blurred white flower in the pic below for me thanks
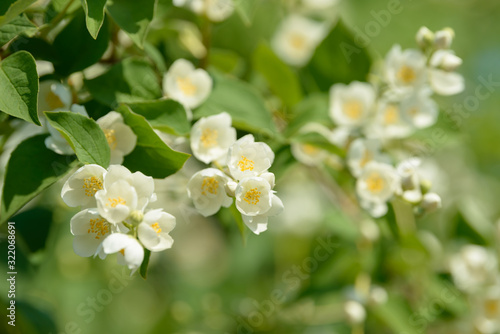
[365,97,413,139]
[45,104,89,155]
[187,168,233,217]
[385,45,427,92]
[415,26,434,49]
[434,28,454,49]
[450,245,499,292]
[173,0,234,22]
[291,142,328,166]
[190,112,236,164]
[400,88,439,129]
[302,0,340,10]
[474,286,500,334]
[61,164,106,208]
[428,50,464,96]
[420,192,442,213]
[137,209,176,252]
[38,80,72,114]
[271,14,326,67]
[163,59,213,110]
[397,157,423,203]
[431,50,462,72]
[329,81,375,127]
[101,233,144,274]
[347,139,389,177]
[227,134,275,181]
[344,300,366,324]
[97,111,137,164]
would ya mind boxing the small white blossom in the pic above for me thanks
[38,80,72,113]
[434,28,454,49]
[291,142,328,166]
[95,180,139,224]
[302,0,340,10]
[365,96,413,139]
[190,112,236,164]
[137,209,176,252]
[45,105,89,155]
[420,192,442,213]
[227,134,275,181]
[347,139,389,177]
[163,59,213,110]
[344,300,366,324]
[271,14,326,67]
[329,81,375,127]
[474,287,500,334]
[428,50,464,96]
[173,0,234,22]
[431,50,463,72]
[70,209,112,258]
[415,26,434,49]
[101,233,144,274]
[397,158,423,203]
[385,45,427,92]
[61,164,106,208]
[187,168,233,217]
[400,88,439,129]
[97,111,137,164]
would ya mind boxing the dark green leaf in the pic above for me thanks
[81,0,108,39]
[140,248,151,279]
[0,51,40,125]
[0,135,77,225]
[11,207,52,252]
[116,105,190,179]
[85,58,162,107]
[45,111,111,167]
[0,0,36,27]
[0,14,36,47]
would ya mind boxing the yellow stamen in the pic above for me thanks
[366,173,385,193]
[485,299,499,318]
[238,156,254,172]
[383,105,399,125]
[87,218,109,240]
[343,101,363,120]
[151,222,162,234]
[103,129,117,150]
[107,197,126,208]
[82,176,103,197]
[201,177,218,195]
[397,65,416,84]
[243,188,261,205]
[46,89,65,110]
[176,77,197,96]
[119,249,125,256]
[289,33,306,50]
[200,128,218,147]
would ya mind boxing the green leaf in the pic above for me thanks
[0,14,36,47]
[107,0,156,49]
[116,105,190,179]
[194,73,277,135]
[0,51,40,125]
[52,9,110,77]
[81,0,107,39]
[126,100,190,136]
[0,135,77,225]
[252,42,303,107]
[85,58,162,107]
[140,248,151,279]
[0,0,36,27]
[306,20,372,91]
[45,111,111,167]
[285,92,331,136]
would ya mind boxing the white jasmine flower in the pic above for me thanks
[95,180,139,224]
[97,111,137,164]
[302,0,340,10]
[475,287,500,334]
[397,158,423,203]
[329,81,376,127]
[385,45,427,92]
[366,97,413,139]
[428,50,464,96]
[163,59,213,110]
[347,139,389,177]
[291,142,328,166]
[450,245,499,292]
[190,112,236,164]
[227,134,275,181]
[101,233,144,274]
[271,14,326,67]
[431,50,462,72]
[420,192,442,213]
[137,209,176,252]
[187,168,233,217]
[415,26,434,49]
[400,88,439,129]
[38,80,72,113]
[434,28,454,49]
[45,104,89,155]
[356,162,400,217]
[61,164,107,208]
[173,0,234,22]
[344,300,366,324]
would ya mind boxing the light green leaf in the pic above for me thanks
[126,99,190,136]
[0,51,40,125]
[81,0,107,39]
[85,58,162,107]
[253,43,303,107]
[107,0,156,49]
[0,135,77,225]
[0,0,36,27]
[116,105,190,179]
[45,111,111,167]
[0,14,36,47]
[194,73,277,135]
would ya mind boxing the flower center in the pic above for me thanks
[289,33,306,50]
[176,77,197,96]
[87,218,109,240]
[397,65,416,84]
[103,129,117,149]
[201,177,218,195]
[151,222,162,234]
[343,101,363,120]
[302,144,320,155]
[243,187,261,205]
[366,173,385,193]
[359,150,373,169]
[82,176,103,197]
[46,89,65,110]
[407,107,419,118]
[119,249,125,256]
[200,128,218,147]
[383,105,399,125]
[485,299,499,318]
[107,197,126,208]
[238,156,254,172]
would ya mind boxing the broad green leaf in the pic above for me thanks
[85,58,162,107]
[52,9,110,77]
[126,99,190,136]
[372,297,421,334]
[81,0,107,39]
[253,43,303,107]
[140,248,151,279]
[0,51,40,125]
[116,105,190,179]
[194,73,277,135]
[0,135,77,225]
[306,20,372,92]
[45,111,110,167]
[0,0,36,27]
[107,0,156,49]
[0,14,36,47]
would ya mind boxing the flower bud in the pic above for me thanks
[130,210,144,224]
[420,192,442,213]
[344,300,366,324]
[416,26,434,49]
[434,28,454,49]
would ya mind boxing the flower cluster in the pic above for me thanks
[187,113,284,234]
[62,164,175,274]
[172,0,234,22]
